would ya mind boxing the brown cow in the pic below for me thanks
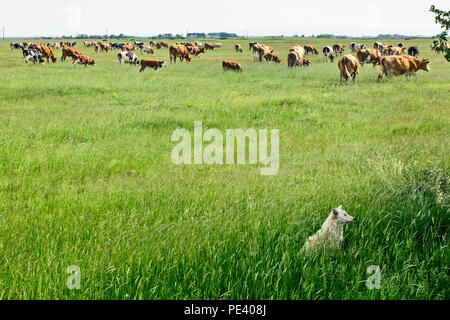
[388,46,406,55]
[72,54,96,68]
[333,43,345,56]
[338,54,360,83]
[204,43,215,50]
[40,46,58,63]
[264,52,281,63]
[357,49,382,67]
[304,45,318,55]
[61,45,81,61]
[222,61,243,72]
[169,45,191,63]
[121,44,135,51]
[190,46,205,58]
[377,56,430,81]
[141,45,154,55]
[287,46,310,67]
[254,44,273,62]
[139,60,168,72]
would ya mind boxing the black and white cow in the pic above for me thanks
[109,43,122,51]
[322,46,334,63]
[374,42,383,50]
[350,43,366,52]
[407,46,419,58]
[22,48,45,64]
[118,51,139,67]
[10,43,24,52]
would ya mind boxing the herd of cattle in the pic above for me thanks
[9,39,440,82]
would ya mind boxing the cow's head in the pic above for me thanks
[89,59,96,66]
[186,56,192,63]
[418,59,430,71]
[51,57,58,63]
[303,59,312,66]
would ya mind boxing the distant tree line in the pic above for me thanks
[33,32,432,40]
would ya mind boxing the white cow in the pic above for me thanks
[118,51,139,67]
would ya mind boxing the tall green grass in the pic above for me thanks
[0,38,448,299]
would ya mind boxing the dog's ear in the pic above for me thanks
[337,205,342,209]
[333,208,339,216]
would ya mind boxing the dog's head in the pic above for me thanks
[332,205,355,224]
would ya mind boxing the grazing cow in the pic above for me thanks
[48,42,61,50]
[338,54,360,83]
[40,46,58,63]
[10,43,24,51]
[322,46,335,62]
[97,42,111,52]
[214,43,222,48]
[169,45,191,63]
[22,48,45,64]
[407,46,419,58]
[254,44,273,62]
[249,42,258,51]
[235,44,243,53]
[61,45,81,61]
[204,43,215,50]
[333,43,345,56]
[350,42,366,52]
[190,46,205,58]
[388,46,406,55]
[63,41,76,47]
[141,45,154,55]
[222,61,243,72]
[72,54,96,67]
[377,55,430,81]
[195,41,203,48]
[288,46,310,67]
[121,44,135,52]
[118,51,139,67]
[139,60,168,72]
[264,52,281,63]
[356,49,382,67]
[304,45,318,55]
[110,43,122,51]
[374,42,383,51]
[160,41,168,48]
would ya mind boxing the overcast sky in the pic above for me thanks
[1,0,448,37]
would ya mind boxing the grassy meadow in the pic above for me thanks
[0,37,448,299]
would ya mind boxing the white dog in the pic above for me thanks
[302,205,355,252]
